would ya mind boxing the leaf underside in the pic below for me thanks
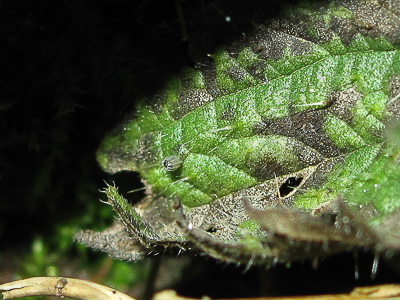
[76,0,400,266]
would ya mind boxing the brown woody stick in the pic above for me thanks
[2,277,400,300]
[0,277,136,300]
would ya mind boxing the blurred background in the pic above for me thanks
[1,0,400,299]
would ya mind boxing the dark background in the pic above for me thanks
[1,0,400,298]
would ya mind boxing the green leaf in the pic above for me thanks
[80,0,400,266]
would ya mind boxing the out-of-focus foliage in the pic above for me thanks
[0,0,190,298]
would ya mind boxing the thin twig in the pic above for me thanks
[151,284,400,300]
[2,278,400,300]
[0,277,137,300]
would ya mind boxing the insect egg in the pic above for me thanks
[162,155,183,171]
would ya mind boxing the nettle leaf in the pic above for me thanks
[76,0,400,267]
